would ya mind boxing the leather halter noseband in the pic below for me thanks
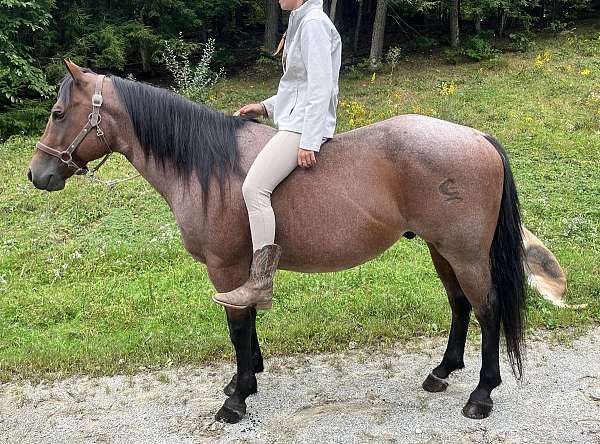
[36,74,113,176]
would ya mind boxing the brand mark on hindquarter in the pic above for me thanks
[439,179,463,202]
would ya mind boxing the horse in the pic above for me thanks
[28,60,563,423]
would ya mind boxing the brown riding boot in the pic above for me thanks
[212,244,282,310]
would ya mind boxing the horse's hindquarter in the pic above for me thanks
[273,115,504,272]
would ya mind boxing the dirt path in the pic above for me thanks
[1,328,599,443]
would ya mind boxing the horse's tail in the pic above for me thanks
[484,134,527,379]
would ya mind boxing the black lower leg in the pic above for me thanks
[423,296,471,392]
[250,308,264,373]
[433,297,472,378]
[463,297,502,419]
[216,308,256,423]
[424,244,472,393]
[224,308,263,396]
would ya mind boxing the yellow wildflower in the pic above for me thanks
[439,81,457,96]
[581,68,591,76]
[534,51,551,67]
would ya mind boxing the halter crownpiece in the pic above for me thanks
[36,74,112,176]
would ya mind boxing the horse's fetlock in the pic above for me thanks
[237,372,257,395]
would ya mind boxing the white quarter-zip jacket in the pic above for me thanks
[261,0,341,152]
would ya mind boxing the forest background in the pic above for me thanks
[2,0,599,141]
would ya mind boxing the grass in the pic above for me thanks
[1,23,599,381]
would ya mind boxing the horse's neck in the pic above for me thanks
[124,142,186,208]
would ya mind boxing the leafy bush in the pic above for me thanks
[386,46,403,75]
[409,36,439,51]
[462,36,501,61]
[0,0,54,106]
[549,20,569,33]
[0,100,51,142]
[161,34,224,103]
[510,31,536,52]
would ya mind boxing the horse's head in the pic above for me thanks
[28,60,119,191]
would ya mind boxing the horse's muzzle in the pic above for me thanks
[28,168,66,191]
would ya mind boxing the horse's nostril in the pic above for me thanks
[27,169,33,182]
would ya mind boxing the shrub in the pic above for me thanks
[386,46,403,75]
[509,31,536,52]
[161,34,224,104]
[463,36,501,61]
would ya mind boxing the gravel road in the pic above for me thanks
[1,328,599,443]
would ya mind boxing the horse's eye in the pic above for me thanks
[52,110,65,121]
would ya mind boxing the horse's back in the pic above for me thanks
[271,114,505,270]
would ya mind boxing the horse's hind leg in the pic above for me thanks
[449,256,502,419]
[422,243,472,393]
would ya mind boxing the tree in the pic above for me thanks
[369,0,388,68]
[353,0,365,54]
[330,0,339,22]
[0,0,55,107]
[264,0,280,51]
[450,0,460,46]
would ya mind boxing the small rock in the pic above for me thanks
[348,342,357,350]
[208,421,225,432]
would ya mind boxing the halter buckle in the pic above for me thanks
[60,152,73,163]
[92,93,103,107]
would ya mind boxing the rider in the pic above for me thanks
[213,0,342,310]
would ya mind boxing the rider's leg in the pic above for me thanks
[212,130,311,309]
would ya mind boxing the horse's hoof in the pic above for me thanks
[223,373,237,396]
[215,399,246,423]
[462,399,493,419]
[422,373,449,392]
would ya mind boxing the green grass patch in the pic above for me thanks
[1,24,599,381]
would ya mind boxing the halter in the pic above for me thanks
[36,74,113,177]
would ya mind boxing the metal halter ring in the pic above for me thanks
[60,152,73,163]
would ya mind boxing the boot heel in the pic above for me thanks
[255,300,272,310]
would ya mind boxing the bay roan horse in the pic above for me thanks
[29,61,565,423]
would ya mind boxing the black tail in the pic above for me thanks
[484,134,527,379]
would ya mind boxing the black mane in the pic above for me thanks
[110,76,253,210]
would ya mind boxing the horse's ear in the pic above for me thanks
[63,59,85,85]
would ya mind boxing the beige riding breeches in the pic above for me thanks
[242,130,327,252]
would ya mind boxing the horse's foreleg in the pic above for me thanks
[215,307,258,423]
[422,243,472,393]
[223,307,264,397]
[207,263,262,423]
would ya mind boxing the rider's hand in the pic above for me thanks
[237,103,266,118]
[298,148,317,168]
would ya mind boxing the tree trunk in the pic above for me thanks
[474,11,481,32]
[140,46,152,73]
[353,0,364,54]
[329,0,339,22]
[264,0,280,51]
[450,0,459,47]
[369,0,387,69]
[498,8,507,37]
[551,0,561,22]
[539,0,546,24]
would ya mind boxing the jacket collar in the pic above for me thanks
[290,0,323,21]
